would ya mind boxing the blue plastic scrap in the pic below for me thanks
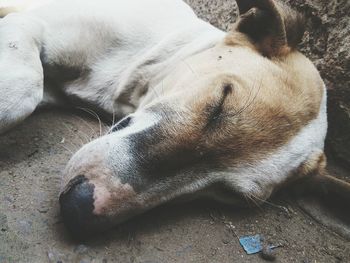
[239,234,280,255]
[239,234,263,254]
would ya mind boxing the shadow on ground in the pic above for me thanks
[0,110,349,262]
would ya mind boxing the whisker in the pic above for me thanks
[243,193,251,206]
[59,144,74,155]
[76,107,103,137]
[112,109,116,127]
[41,137,75,155]
[249,193,289,213]
[225,78,263,119]
[244,193,264,211]
[105,111,120,136]
[76,130,92,144]
[73,115,99,137]
[61,122,83,151]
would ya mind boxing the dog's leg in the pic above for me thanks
[292,154,350,239]
[0,13,44,134]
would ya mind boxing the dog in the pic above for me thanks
[1,0,349,239]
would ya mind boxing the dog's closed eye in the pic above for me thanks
[206,83,233,125]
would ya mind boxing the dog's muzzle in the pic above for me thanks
[59,111,160,238]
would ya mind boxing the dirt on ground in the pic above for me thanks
[1,0,350,262]
[0,110,349,263]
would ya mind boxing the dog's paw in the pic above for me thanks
[0,66,43,134]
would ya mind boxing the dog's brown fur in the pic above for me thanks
[150,43,324,170]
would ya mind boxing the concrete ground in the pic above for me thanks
[1,109,349,263]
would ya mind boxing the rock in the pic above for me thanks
[0,213,8,232]
[260,246,276,261]
[37,207,49,213]
[74,244,89,255]
[176,245,193,257]
[18,220,32,236]
[222,229,232,244]
[47,251,55,262]
[184,0,237,32]
[185,0,350,166]
[47,249,67,263]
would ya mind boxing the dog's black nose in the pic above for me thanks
[59,175,110,239]
[59,175,94,237]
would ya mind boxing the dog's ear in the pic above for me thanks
[232,0,306,57]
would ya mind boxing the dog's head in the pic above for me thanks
[59,0,327,238]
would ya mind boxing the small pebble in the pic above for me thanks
[74,244,89,254]
[0,214,8,232]
[37,207,49,213]
[260,246,276,261]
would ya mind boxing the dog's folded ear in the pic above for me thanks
[231,0,306,57]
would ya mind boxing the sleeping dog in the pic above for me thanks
[1,0,349,238]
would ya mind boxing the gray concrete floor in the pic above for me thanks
[1,110,349,263]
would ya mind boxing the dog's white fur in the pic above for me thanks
[0,0,328,231]
[0,0,225,132]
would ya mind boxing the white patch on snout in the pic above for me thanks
[110,111,160,138]
[92,182,112,215]
[92,179,136,215]
[226,86,328,199]
[105,111,161,176]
